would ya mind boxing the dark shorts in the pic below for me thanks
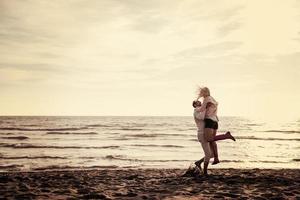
[204,118,218,130]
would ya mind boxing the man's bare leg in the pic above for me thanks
[195,157,204,171]
[203,161,209,175]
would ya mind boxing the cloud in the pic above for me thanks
[217,21,242,36]
[199,5,244,21]
[0,62,65,72]
[127,14,170,33]
[150,51,300,91]
[0,25,57,44]
[0,0,299,117]
[173,41,243,59]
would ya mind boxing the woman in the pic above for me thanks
[196,87,235,165]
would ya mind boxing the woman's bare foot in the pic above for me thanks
[212,159,220,165]
[226,131,236,141]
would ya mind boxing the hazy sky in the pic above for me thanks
[1,0,300,120]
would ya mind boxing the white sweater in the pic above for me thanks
[196,96,219,122]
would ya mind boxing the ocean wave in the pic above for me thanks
[0,127,88,131]
[89,123,178,128]
[150,123,178,127]
[173,128,196,131]
[122,133,194,138]
[130,144,184,148]
[112,137,131,141]
[206,160,288,164]
[122,134,158,138]
[1,136,29,140]
[118,128,144,131]
[215,160,288,164]
[144,159,192,162]
[0,164,23,170]
[0,143,119,149]
[0,133,14,135]
[78,156,98,159]
[0,156,67,159]
[104,155,192,162]
[245,123,264,126]
[189,136,300,142]
[250,160,289,163]
[104,156,247,163]
[236,136,300,141]
[46,131,98,135]
[218,160,244,163]
[159,133,193,137]
[23,124,42,127]
[32,165,118,171]
[86,124,112,128]
[105,155,139,161]
[264,130,300,134]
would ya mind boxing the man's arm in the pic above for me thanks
[194,109,206,120]
[198,97,210,112]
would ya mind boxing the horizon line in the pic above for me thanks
[0,115,243,118]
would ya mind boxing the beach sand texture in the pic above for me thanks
[1,168,299,199]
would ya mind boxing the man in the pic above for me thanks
[193,100,213,175]
[193,100,236,175]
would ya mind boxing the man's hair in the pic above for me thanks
[192,100,201,108]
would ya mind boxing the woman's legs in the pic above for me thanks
[204,129,236,165]
[209,142,219,164]
[211,130,219,164]
[211,129,219,165]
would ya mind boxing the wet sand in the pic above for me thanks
[0,168,299,199]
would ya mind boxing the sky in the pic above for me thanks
[0,0,300,121]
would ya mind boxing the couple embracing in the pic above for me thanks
[193,87,236,175]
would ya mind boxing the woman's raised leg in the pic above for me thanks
[213,131,236,142]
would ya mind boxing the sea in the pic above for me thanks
[0,116,299,171]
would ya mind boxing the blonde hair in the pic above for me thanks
[198,86,210,98]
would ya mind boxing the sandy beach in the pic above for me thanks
[1,168,299,199]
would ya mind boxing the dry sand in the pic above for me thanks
[0,168,299,199]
